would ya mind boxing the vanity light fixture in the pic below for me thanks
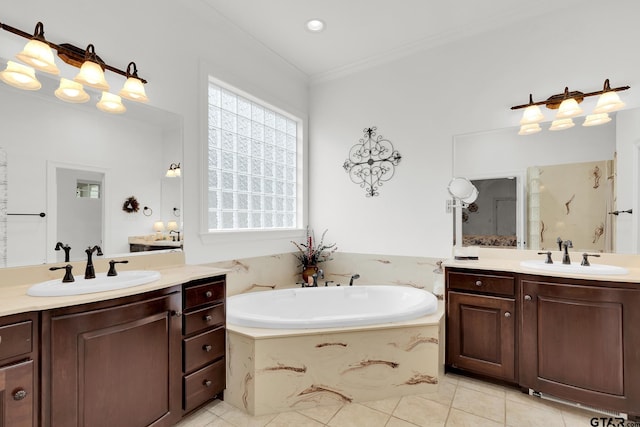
[511,79,630,134]
[0,60,41,90]
[96,91,126,114]
[54,78,90,103]
[166,163,181,178]
[0,20,149,113]
[153,220,165,239]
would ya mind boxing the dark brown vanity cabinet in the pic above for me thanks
[0,312,38,427]
[519,276,640,417]
[42,287,182,427]
[446,269,516,382]
[181,276,226,414]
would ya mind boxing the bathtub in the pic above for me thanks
[227,285,438,329]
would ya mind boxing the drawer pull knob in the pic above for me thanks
[205,291,213,298]
[13,389,27,401]
[203,344,212,352]
[171,310,182,317]
[203,380,212,388]
[475,280,483,287]
[204,315,213,322]
[504,312,511,318]
[524,295,532,301]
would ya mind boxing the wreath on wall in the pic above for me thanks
[122,196,140,213]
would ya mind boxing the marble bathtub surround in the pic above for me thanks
[225,304,445,416]
[207,252,444,297]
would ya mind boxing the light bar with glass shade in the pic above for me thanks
[166,163,181,178]
[511,79,630,134]
[0,60,41,90]
[0,19,149,113]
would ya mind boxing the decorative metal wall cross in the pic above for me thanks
[343,127,402,197]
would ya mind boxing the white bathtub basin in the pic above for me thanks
[227,285,438,329]
[519,260,628,276]
[27,270,161,297]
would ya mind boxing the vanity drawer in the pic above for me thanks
[184,304,225,336]
[184,279,225,310]
[183,326,225,373]
[183,357,225,412]
[447,271,514,296]
[0,321,32,361]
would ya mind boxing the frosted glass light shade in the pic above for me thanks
[166,221,178,231]
[74,60,110,91]
[519,105,544,125]
[583,113,611,127]
[448,177,478,202]
[55,78,90,103]
[593,91,625,114]
[96,92,126,114]
[549,118,575,131]
[119,76,148,102]
[518,123,542,135]
[555,98,583,118]
[16,39,60,75]
[153,221,165,232]
[0,61,41,90]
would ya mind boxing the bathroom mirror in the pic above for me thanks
[0,58,183,267]
[453,107,640,253]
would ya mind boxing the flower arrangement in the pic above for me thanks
[291,227,337,268]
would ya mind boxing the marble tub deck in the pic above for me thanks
[225,303,445,416]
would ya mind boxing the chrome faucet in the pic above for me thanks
[84,245,103,279]
[54,242,71,262]
[562,240,573,265]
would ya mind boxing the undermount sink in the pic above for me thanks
[519,260,629,276]
[27,270,161,297]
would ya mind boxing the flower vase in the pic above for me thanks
[302,265,318,283]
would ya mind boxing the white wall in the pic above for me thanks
[0,0,309,265]
[615,108,640,253]
[309,0,640,258]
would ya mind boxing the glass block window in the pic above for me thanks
[207,80,299,230]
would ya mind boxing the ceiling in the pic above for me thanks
[202,0,582,81]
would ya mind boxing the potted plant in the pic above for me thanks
[291,228,337,282]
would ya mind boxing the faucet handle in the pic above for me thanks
[537,251,553,264]
[49,264,75,283]
[107,260,129,276]
[581,253,600,266]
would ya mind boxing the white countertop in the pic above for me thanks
[443,248,640,283]
[0,252,228,317]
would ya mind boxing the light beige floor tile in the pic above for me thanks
[442,373,462,385]
[455,377,507,399]
[328,403,390,427]
[386,416,422,427]
[446,408,504,427]
[361,396,401,415]
[296,404,343,424]
[506,399,564,427]
[561,407,599,427]
[393,395,449,427]
[265,411,325,427]
[451,386,505,423]
[205,418,237,427]
[218,405,278,427]
[177,407,219,427]
[417,381,457,407]
[207,400,238,417]
[504,389,566,412]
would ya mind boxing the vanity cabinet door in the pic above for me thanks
[520,278,640,416]
[43,289,182,427]
[447,291,516,381]
[0,360,34,427]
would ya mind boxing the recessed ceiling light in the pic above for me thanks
[305,19,325,33]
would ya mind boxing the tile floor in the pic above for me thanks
[176,373,611,427]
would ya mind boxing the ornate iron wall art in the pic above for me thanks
[342,127,402,197]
